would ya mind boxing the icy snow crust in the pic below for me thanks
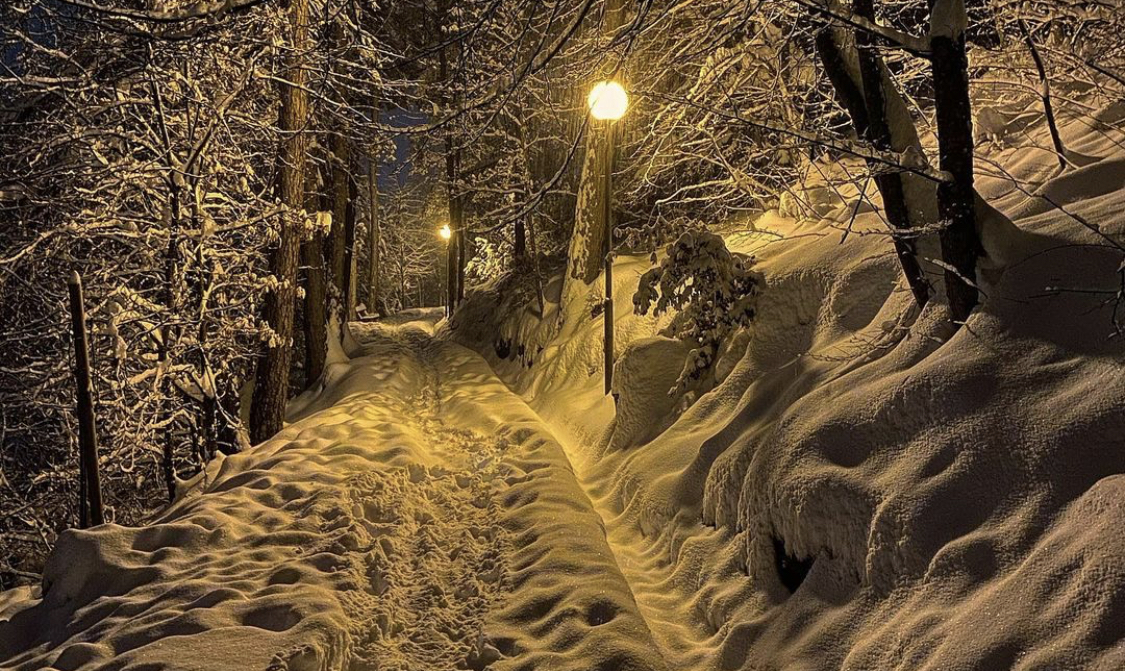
[452,106,1125,670]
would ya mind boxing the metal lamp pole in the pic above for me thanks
[588,81,628,396]
[602,118,616,395]
[440,224,452,316]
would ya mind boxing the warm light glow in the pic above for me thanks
[587,81,629,121]
[439,224,452,241]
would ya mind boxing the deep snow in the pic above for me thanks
[2,98,1125,671]
[451,99,1125,670]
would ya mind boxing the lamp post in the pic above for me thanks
[587,80,628,396]
[439,224,452,316]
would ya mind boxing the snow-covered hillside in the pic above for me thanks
[2,98,1124,671]
[451,100,1125,670]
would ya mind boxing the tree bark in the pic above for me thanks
[250,0,309,443]
[302,226,328,383]
[457,214,466,304]
[851,4,930,307]
[68,271,104,528]
[931,0,981,322]
[216,376,242,455]
[327,131,351,297]
[514,218,526,259]
[344,169,358,320]
[1019,18,1067,172]
[366,156,385,316]
[815,28,869,138]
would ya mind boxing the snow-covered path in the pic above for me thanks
[338,318,682,671]
[1,315,696,671]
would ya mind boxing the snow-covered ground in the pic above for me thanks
[0,316,678,671]
[451,100,1125,670]
[2,100,1125,671]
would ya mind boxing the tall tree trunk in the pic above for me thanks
[366,156,385,316]
[302,224,328,384]
[250,0,309,443]
[515,115,546,312]
[815,28,870,138]
[457,215,466,304]
[301,169,327,384]
[852,3,930,307]
[931,0,981,322]
[514,217,526,259]
[327,132,351,297]
[345,171,358,320]
[216,375,242,455]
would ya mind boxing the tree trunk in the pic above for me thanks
[366,156,385,316]
[931,0,981,322]
[1019,18,1067,172]
[514,217,526,259]
[68,272,104,528]
[516,117,546,312]
[344,170,358,320]
[216,376,242,455]
[560,0,629,310]
[302,227,328,383]
[250,0,309,443]
[815,28,869,138]
[457,218,466,303]
[852,3,930,307]
[328,132,351,297]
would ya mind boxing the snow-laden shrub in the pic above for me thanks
[633,230,760,391]
[464,235,513,288]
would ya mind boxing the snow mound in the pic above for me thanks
[452,115,1125,669]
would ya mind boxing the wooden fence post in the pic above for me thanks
[68,271,104,527]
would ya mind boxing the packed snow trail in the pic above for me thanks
[0,314,683,671]
[342,317,678,671]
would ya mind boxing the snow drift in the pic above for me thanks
[450,101,1125,670]
[1,97,1123,671]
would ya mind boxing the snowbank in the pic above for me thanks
[450,101,1125,670]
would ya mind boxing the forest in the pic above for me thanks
[1,0,1124,669]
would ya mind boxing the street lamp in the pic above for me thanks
[587,80,628,396]
[439,224,452,315]
[587,81,628,122]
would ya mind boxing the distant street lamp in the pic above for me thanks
[587,80,628,396]
[439,224,452,315]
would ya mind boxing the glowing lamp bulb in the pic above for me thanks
[587,81,628,121]
[439,224,452,241]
